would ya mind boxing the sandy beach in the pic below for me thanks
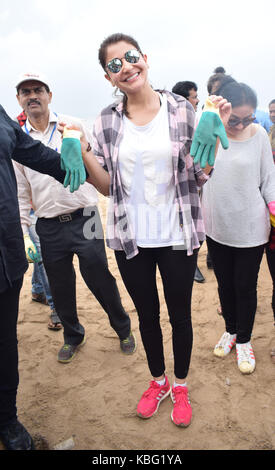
[1,195,274,451]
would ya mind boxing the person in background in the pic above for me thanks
[207,66,236,96]
[201,81,275,375]
[16,111,61,330]
[172,80,204,283]
[253,109,272,133]
[172,81,200,112]
[14,72,136,363]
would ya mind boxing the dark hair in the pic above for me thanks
[269,99,275,107]
[207,67,236,95]
[172,81,197,99]
[213,66,226,74]
[218,82,258,109]
[98,33,143,70]
[98,33,143,117]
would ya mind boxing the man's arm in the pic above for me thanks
[0,105,65,183]
[12,124,66,184]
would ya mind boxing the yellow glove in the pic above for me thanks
[24,234,40,263]
[271,213,275,228]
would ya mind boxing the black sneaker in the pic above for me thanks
[194,266,205,283]
[120,331,137,355]
[57,337,86,363]
[0,419,35,450]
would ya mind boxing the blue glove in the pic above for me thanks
[190,99,229,168]
[24,234,40,263]
[61,127,86,193]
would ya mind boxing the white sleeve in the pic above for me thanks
[12,161,32,234]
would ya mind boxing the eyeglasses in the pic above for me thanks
[106,49,141,74]
[19,86,46,96]
[228,115,256,128]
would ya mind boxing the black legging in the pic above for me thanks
[206,236,265,343]
[266,245,275,322]
[115,246,198,379]
[0,277,23,429]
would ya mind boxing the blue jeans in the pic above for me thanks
[28,212,55,311]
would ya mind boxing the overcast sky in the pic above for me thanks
[1,0,274,124]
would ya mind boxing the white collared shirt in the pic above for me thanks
[13,110,98,234]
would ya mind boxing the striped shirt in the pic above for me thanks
[92,90,209,259]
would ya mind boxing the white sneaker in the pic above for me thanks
[214,332,237,358]
[236,342,255,374]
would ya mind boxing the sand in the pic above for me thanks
[1,195,274,451]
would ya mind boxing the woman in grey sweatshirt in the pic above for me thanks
[201,82,275,375]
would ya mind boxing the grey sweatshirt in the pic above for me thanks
[201,125,275,247]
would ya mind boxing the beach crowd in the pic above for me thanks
[0,33,275,450]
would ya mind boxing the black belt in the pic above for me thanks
[43,208,85,223]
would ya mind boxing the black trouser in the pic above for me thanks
[206,236,265,343]
[115,246,198,379]
[0,277,23,429]
[36,208,130,345]
[266,245,275,322]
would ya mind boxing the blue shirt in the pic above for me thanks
[254,109,272,133]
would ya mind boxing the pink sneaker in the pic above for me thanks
[170,385,192,427]
[137,377,171,419]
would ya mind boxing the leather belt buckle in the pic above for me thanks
[58,214,72,223]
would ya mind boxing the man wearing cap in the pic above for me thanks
[14,73,136,365]
[0,100,69,449]
[15,101,61,330]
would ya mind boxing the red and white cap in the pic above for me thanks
[16,72,51,90]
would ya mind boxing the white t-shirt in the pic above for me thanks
[201,125,275,247]
[118,93,183,247]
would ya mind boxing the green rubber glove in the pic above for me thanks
[24,234,40,263]
[190,98,229,168]
[61,127,86,193]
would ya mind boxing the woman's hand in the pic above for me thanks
[58,122,89,155]
[208,95,232,127]
[190,95,231,168]
[58,122,87,192]
[58,122,110,196]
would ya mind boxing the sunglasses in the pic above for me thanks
[228,115,256,128]
[106,49,141,74]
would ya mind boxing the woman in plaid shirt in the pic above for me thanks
[80,33,230,427]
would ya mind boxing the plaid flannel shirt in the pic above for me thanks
[92,90,209,259]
